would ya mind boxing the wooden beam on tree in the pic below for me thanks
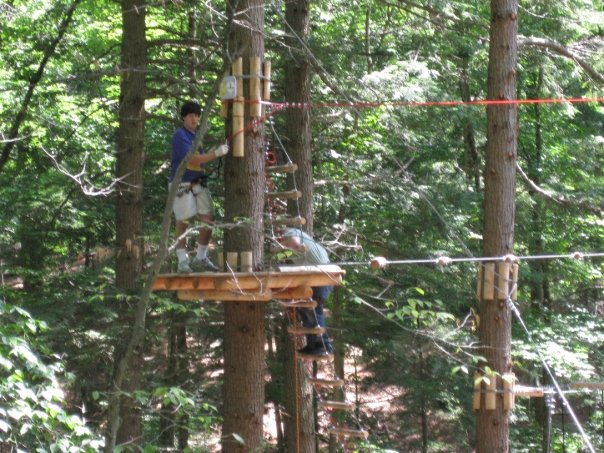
[287,326,326,335]
[310,378,345,388]
[328,427,369,439]
[266,163,298,174]
[266,190,302,200]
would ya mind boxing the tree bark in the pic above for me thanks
[112,0,146,447]
[280,1,317,452]
[285,0,314,234]
[475,1,518,452]
[222,1,266,451]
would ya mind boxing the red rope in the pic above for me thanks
[269,96,604,109]
[224,96,604,143]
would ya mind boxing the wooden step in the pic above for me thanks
[269,215,306,226]
[277,300,317,309]
[318,400,354,411]
[266,163,298,174]
[328,427,369,439]
[266,190,302,200]
[287,326,325,335]
[297,352,334,361]
[310,378,345,388]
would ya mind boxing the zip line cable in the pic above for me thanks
[505,288,597,453]
[332,251,604,268]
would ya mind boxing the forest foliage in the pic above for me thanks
[0,0,603,451]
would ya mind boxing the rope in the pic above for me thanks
[505,290,596,453]
[333,251,604,268]
[266,96,604,110]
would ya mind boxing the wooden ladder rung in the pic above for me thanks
[266,190,302,200]
[310,378,345,388]
[287,326,326,335]
[319,401,354,411]
[277,300,317,309]
[270,215,306,226]
[329,427,369,439]
[266,163,298,174]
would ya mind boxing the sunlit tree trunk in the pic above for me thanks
[282,1,316,452]
[285,0,313,234]
[221,0,266,451]
[112,0,146,447]
[475,0,518,451]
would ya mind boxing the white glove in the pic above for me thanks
[212,143,229,158]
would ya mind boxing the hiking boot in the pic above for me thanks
[297,344,332,356]
[177,261,193,273]
[297,344,318,354]
[310,346,331,356]
[191,256,219,272]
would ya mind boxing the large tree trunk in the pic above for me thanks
[282,317,316,453]
[285,0,313,234]
[113,0,146,447]
[221,1,266,451]
[281,1,317,452]
[475,1,518,452]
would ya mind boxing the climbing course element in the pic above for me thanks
[285,303,369,448]
[220,56,272,157]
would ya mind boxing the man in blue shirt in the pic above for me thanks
[169,100,228,273]
[279,228,334,356]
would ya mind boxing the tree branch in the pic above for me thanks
[516,162,603,215]
[0,0,83,172]
[518,36,604,85]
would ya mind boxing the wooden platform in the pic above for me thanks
[152,264,344,301]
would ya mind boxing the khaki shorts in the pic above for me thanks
[171,182,214,221]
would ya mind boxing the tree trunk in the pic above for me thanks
[222,1,266,451]
[159,311,189,448]
[116,0,146,290]
[283,316,316,453]
[113,0,146,447]
[281,1,317,451]
[285,0,313,234]
[475,1,518,452]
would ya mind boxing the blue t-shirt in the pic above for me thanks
[169,127,208,183]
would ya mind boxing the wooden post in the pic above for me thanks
[250,57,262,118]
[473,373,482,410]
[241,251,253,273]
[226,251,238,272]
[477,262,519,300]
[263,60,271,101]
[477,263,495,300]
[231,57,244,157]
[217,249,224,271]
[485,372,497,410]
[502,373,515,411]
[510,263,519,299]
[233,57,243,95]
[220,100,229,118]
[496,262,510,299]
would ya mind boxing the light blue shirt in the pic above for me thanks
[282,228,330,265]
